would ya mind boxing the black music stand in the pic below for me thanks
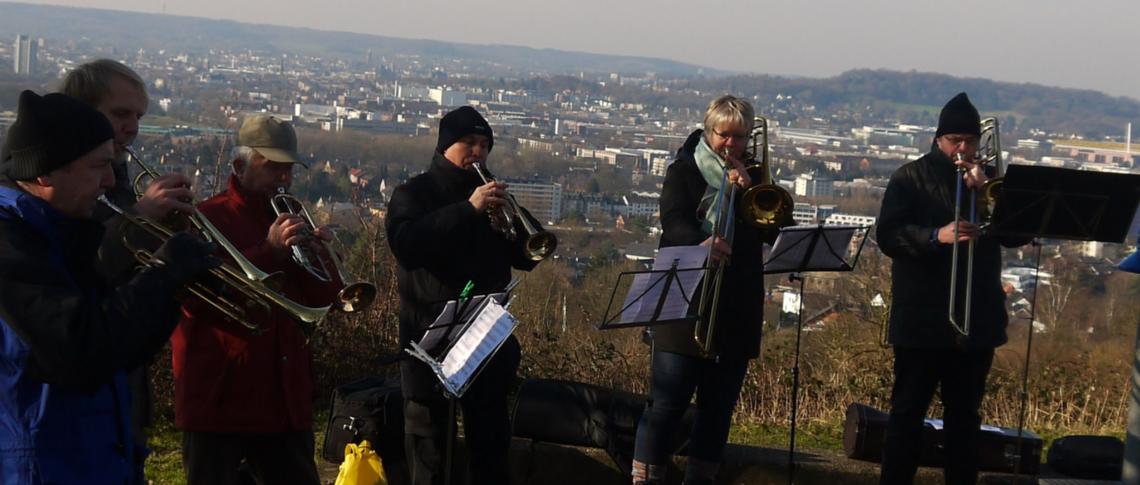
[405,288,518,485]
[598,245,708,331]
[983,165,1140,483]
[764,224,871,484]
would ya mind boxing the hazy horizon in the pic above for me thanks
[13,0,1140,101]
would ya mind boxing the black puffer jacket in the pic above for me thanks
[653,130,767,360]
[385,154,542,399]
[876,148,1028,349]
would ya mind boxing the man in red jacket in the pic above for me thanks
[172,114,340,485]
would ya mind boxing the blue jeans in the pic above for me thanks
[633,351,749,465]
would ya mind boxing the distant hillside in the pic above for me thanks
[1,3,1135,137]
[697,70,1140,136]
[0,2,718,76]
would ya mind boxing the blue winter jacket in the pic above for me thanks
[0,184,182,484]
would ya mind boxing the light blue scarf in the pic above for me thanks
[693,136,735,243]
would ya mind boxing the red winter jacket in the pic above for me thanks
[172,176,340,432]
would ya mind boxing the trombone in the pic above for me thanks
[694,115,795,355]
[115,147,331,328]
[948,117,1005,336]
[270,188,378,313]
[472,162,558,262]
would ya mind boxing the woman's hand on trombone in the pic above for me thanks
[701,235,733,263]
[135,173,196,220]
[722,153,752,189]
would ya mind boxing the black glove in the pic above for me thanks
[152,231,222,285]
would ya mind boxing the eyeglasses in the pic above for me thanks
[943,135,980,147]
[713,130,749,141]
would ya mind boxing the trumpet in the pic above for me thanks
[270,188,377,313]
[948,117,1005,336]
[99,196,330,332]
[471,162,558,262]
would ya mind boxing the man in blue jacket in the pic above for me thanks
[0,90,216,484]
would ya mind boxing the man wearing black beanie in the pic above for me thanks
[876,93,1028,485]
[386,106,549,485]
[0,90,217,484]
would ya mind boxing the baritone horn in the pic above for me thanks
[948,117,1004,336]
[114,147,331,328]
[472,162,558,262]
[270,188,377,313]
[98,196,331,332]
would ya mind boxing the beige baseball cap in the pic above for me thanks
[238,114,301,163]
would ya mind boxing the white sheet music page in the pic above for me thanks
[438,300,517,395]
[619,245,706,324]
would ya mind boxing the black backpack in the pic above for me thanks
[321,376,405,464]
[1047,435,1123,480]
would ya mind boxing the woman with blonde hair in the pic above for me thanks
[631,95,768,485]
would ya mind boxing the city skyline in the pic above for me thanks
[14,0,1140,101]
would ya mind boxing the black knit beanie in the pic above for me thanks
[1,90,114,181]
[935,92,981,138]
[436,106,494,154]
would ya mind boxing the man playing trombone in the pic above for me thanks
[877,93,1027,485]
[173,114,342,485]
[0,90,217,484]
[386,106,549,485]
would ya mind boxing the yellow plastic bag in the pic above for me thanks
[334,440,387,485]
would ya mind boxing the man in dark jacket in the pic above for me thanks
[0,90,215,484]
[876,92,1027,485]
[386,106,545,485]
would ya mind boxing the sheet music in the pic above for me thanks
[619,245,706,324]
[419,293,505,352]
[765,225,858,273]
[438,300,517,395]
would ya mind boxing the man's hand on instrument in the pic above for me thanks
[954,157,989,189]
[701,235,733,263]
[135,174,195,220]
[267,213,310,251]
[937,220,980,244]
[469,181,508,212]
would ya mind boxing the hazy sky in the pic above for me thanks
[24,0,1140,100]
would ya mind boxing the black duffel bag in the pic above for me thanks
[1047,435,1123,480]
[321,375,405,464]
[511,378,694,476]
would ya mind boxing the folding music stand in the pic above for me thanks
[404,287,519,485]
[982,165,1140,483]
[597,245,708,331]
[764,224,871,484]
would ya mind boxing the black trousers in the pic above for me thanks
[182,430,320,485]
[402,337,521,485]
[880,346,994,485]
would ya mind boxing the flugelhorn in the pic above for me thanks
[270,188,377,313]
[472,162,558,262]
[948,117,1005,336]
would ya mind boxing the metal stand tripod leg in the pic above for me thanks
[788,273,805,485]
